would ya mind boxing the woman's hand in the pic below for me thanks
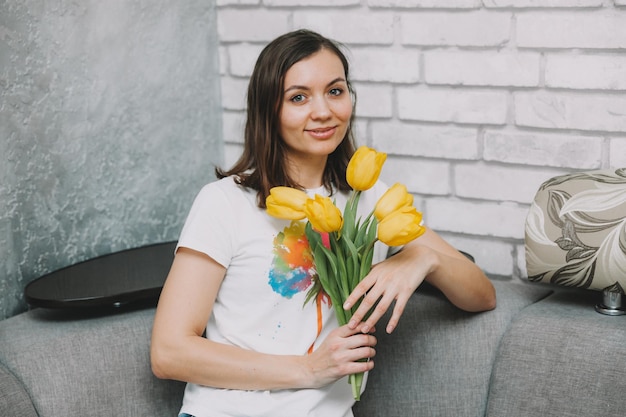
[343,227,497,335]
[343,243,434,335]
[302,324,376,389]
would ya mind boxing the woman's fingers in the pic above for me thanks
[382,292,411,334]
[348,291,384,332]
[345,263,421,333]
[342,273,375,312]
[307,324,377,387]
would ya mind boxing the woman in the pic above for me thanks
[151,29,496,417]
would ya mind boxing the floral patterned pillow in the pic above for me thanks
[525,168,626,293]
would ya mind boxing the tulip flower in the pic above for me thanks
[346,146,387,191]
[266,186,309,220]
[377,206,426,246]
[374,183,414,222]
[304,194,343,233]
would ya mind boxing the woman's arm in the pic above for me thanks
[343,227,496,335]
[150,247,376,390]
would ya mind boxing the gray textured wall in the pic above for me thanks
[0,1,222,318]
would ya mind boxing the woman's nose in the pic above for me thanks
[310,97,332,120]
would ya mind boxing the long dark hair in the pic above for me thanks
[216,29,357,208]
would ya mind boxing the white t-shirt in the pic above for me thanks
[176,176,394,417]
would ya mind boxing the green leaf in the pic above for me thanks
[354,217,370,248]
[343,237,361,289]
[316,244,338,280]
[304,278,322,306]
[330,234,350,300]
[366,216,378,244]
[304,222,322,249]
[343,235,359,260]
[311,244,349,324]
[313,246,335,291]
[342,208,356,243]
[303,222,324,307]
[332,297,348,325]
[359,243,375,280]
[343,190,363,242]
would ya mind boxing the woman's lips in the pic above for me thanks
[306,126,337,139]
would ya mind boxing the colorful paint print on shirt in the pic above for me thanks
[268,221,315,298]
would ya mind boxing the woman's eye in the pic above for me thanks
[290,94,305,103]
[329,88,343,96]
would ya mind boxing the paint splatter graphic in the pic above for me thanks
[268,221,315,298]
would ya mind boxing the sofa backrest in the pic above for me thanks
[353,280,551,417]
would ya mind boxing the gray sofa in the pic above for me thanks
[2,168,626,416]
[1,278,625,417]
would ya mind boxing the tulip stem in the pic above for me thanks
[350,371,364,401]
[347,190,362,216]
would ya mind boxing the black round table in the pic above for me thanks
[24,241,177,310]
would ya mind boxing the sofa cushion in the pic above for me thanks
[525,168,626,292]
[353,279,552,417]
[0,307,185,417]
[0,362,37,417]
[485,289,626,417]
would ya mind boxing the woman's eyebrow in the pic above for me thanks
[284,77,347,94]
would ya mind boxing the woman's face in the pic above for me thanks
[278,49,353,168]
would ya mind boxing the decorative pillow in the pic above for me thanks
[525,168,626,293]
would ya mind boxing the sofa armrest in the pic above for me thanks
[0,362,37,417]
[486,289,626,417]
[0,307,184,417]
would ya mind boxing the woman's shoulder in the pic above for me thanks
[198,176,252,195]
[194,176,258,209]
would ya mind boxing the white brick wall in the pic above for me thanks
[545,54,626,90]
[351,49,420,83]
[215,1,626,279]
[611,138,626,167]
[517,11,626,49]
[401,11,511,47]
[515,92,626,132]
[424,51,540,87]
[398,88,508,125]
[483,131,603,169]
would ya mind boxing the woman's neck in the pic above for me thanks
[285,155,327,189]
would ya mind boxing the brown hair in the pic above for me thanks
[216,29,357,208]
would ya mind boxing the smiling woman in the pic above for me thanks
[279,49,353,189]
[150,29,495,417]
[279,51,353,185]
[216,30,358,209]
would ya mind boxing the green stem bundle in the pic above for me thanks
[304,190,379,401]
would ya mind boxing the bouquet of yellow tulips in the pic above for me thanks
[266,146,425,400]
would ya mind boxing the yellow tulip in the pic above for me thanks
[266,186,309,220]
[377,206,426,246]
[304,194,343,233]
[374,183,414,221]
[346,146,387,191]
